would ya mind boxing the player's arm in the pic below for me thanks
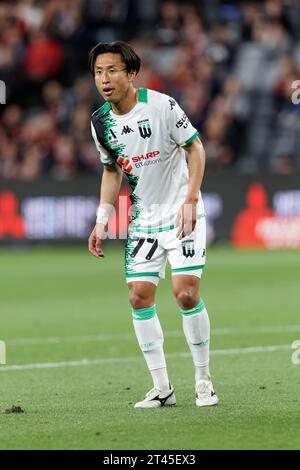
[176,137,206,239]
[88,163,123,258]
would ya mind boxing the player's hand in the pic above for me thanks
[176,199,197,239]
[88,223,105,258]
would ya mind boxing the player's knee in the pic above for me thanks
[129,290,152,309]
[128,282,155,309]
[175,288,199,310]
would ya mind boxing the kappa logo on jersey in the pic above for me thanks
[176,113,190,129]
[169,99,176,110]
[137,119,152,139]
[121,125,134,135]
[117,156,132,174]
[182,240,195,258]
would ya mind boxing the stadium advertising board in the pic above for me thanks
[0,175,299,248]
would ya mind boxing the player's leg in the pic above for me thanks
[167,216,218,406]
[172,274,210,380]
[172,274,218,407]
[125,231,175,408]
[128,280,175,408]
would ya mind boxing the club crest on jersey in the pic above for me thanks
[117,156,132,174]
[182,240,195,258]
[137,119,152,139]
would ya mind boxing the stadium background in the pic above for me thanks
[0,0,300,451]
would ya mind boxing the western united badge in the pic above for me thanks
[137,119,152,139]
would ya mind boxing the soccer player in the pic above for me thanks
[88,41,218,409]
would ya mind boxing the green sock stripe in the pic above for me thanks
[132,305,156,321]
[180,299,205,316]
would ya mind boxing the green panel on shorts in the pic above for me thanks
[129,224,176,233]
[126,272,159,278]
[171,264,205,273]
[129,214,205,234]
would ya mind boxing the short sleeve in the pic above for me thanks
[91,121,115,166]
[164,96,199,147]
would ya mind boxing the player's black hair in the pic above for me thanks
[88,41,141,76]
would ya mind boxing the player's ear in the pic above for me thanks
[128,70,137,82]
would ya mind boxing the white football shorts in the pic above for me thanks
[125,215,206,285]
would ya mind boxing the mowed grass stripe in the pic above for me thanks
[0,344,292,372]
[4,324,300,345]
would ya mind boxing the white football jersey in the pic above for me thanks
[91,88,205,231]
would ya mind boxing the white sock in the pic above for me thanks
[151,367,170,391]
[180,299,211,383]
[132,305,170,391]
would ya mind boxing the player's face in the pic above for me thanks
[94,53,133,104]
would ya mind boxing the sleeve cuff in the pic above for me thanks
[182,131,199,146]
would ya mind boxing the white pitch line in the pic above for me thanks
[4,324,300,346]
[0,344,291,372]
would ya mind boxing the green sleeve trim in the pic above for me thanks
[184,131,199,146]
[126,272,159,278]
[172,264,205,273]
[138,88,148,103]
[180,299,205,316]
[132,305,156,321]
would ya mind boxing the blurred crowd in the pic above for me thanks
[1,0,300,181]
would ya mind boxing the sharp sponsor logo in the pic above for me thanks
[132,151,160,163]
[117,156,132,174]
[176,113,190,129]
[121,125,134,135]
[137,119,152,139]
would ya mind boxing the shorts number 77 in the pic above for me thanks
[130,237,158,260]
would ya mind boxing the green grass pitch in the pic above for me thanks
[0,245,299,450]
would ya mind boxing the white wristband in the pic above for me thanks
[96,206,110,225]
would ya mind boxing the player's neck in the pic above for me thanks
[111,86,138,115]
